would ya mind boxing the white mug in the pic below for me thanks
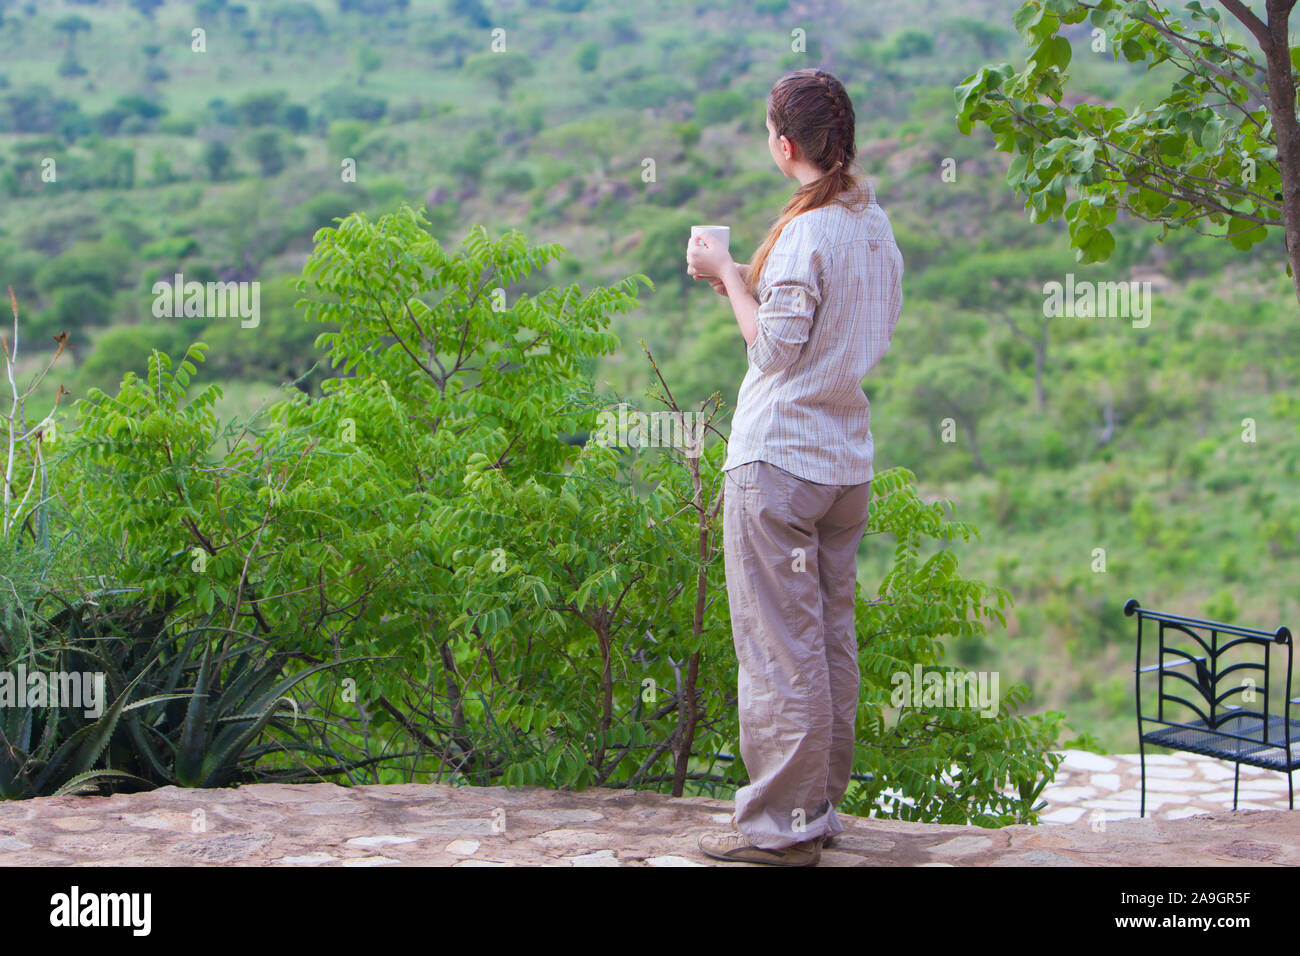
[690,224,730,277]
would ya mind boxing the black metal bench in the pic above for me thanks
[1126,598,1297,816]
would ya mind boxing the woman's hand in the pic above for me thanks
[686,233,736,284]
[699,274,727,296]
[693,262,749,297]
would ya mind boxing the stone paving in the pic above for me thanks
[0,750,1296,866]
[1038,749,1295,825]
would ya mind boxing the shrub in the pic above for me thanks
[320,86,388,122]
[242,128,303,177]
[877,28,935,61]
[695,90,747,124]
[1087,468,1134,516]
[74,325,189,395]
[1041,428,1071,469]
[29,209,1066,823]
[326,119,367,157]
[612,77,691,110]
[576,40,599,72]
[158,115,197,136]
[294,192,358,235]
[44,285,111,336]
[489,163,535,192]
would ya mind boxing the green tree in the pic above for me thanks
[41,286,110,339]
[320,86,387,122]
[242,129,302,177]
[449,0,490,27]
[35,244,125,300]
[957,0,1300,309]
[947,16,1013,58]
[903,353,1019,474]
[53,15,91,52]
[75,324,188,395]
[357,45,382,84]
[149,149,179,186]
[635,211,699,338]
[576,41,599,73]
[195,0,231,22]
[54,15,91,76]
[695,89,747,124]
[140,43,168,85]
[914,247,1066,412]
[880,27,935,61]
[463,52,536,102]
[234,90,289,127]
[326,119,366,158]
[130,0,164,18]
[196,275,332,390]
[201,139,233,181]
[267,1,326,46]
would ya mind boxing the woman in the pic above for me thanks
[685,69,903,866]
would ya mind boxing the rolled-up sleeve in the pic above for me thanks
[746,216,829,376]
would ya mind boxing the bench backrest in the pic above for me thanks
[1125,599,1292,739]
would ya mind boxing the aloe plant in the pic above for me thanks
[0,594,382,797]
[128,630,375,788]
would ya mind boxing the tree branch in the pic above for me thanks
[1216,0,1273,51]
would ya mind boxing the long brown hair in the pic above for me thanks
[746,69,863,298]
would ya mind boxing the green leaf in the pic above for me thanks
[1014,1,1046,37]
[1042,35,1072,72]
[1227,216,1265,250]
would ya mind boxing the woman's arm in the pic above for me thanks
[720,262,759,347]
[706,262,748,293]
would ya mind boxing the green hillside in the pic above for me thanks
[3,0,1296,756]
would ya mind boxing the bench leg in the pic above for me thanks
[1233,762,1240,811]
[1139,740,1146,818]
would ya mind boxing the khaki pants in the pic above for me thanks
[722,460,871,850]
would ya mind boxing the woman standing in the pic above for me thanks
[685,69,903,866]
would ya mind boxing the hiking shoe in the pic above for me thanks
[697,830,822,866]
[723,815,837,851]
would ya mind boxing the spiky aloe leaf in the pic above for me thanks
[0,709,36,798]
[216,648,284,712]
[197,656,379,787]
[115,691,193,781]
[30,663,153,794]
[41,642,128,703]
[174,640,214,787]
[122,624,200,733]
[53,768,151,797]
[121,693,192,714]
[122,712,176,784]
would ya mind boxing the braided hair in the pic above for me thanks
[746,69,862,299]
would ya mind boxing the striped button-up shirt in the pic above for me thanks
[723,179,903,485]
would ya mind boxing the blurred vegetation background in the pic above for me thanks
[1,0,1294,754]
